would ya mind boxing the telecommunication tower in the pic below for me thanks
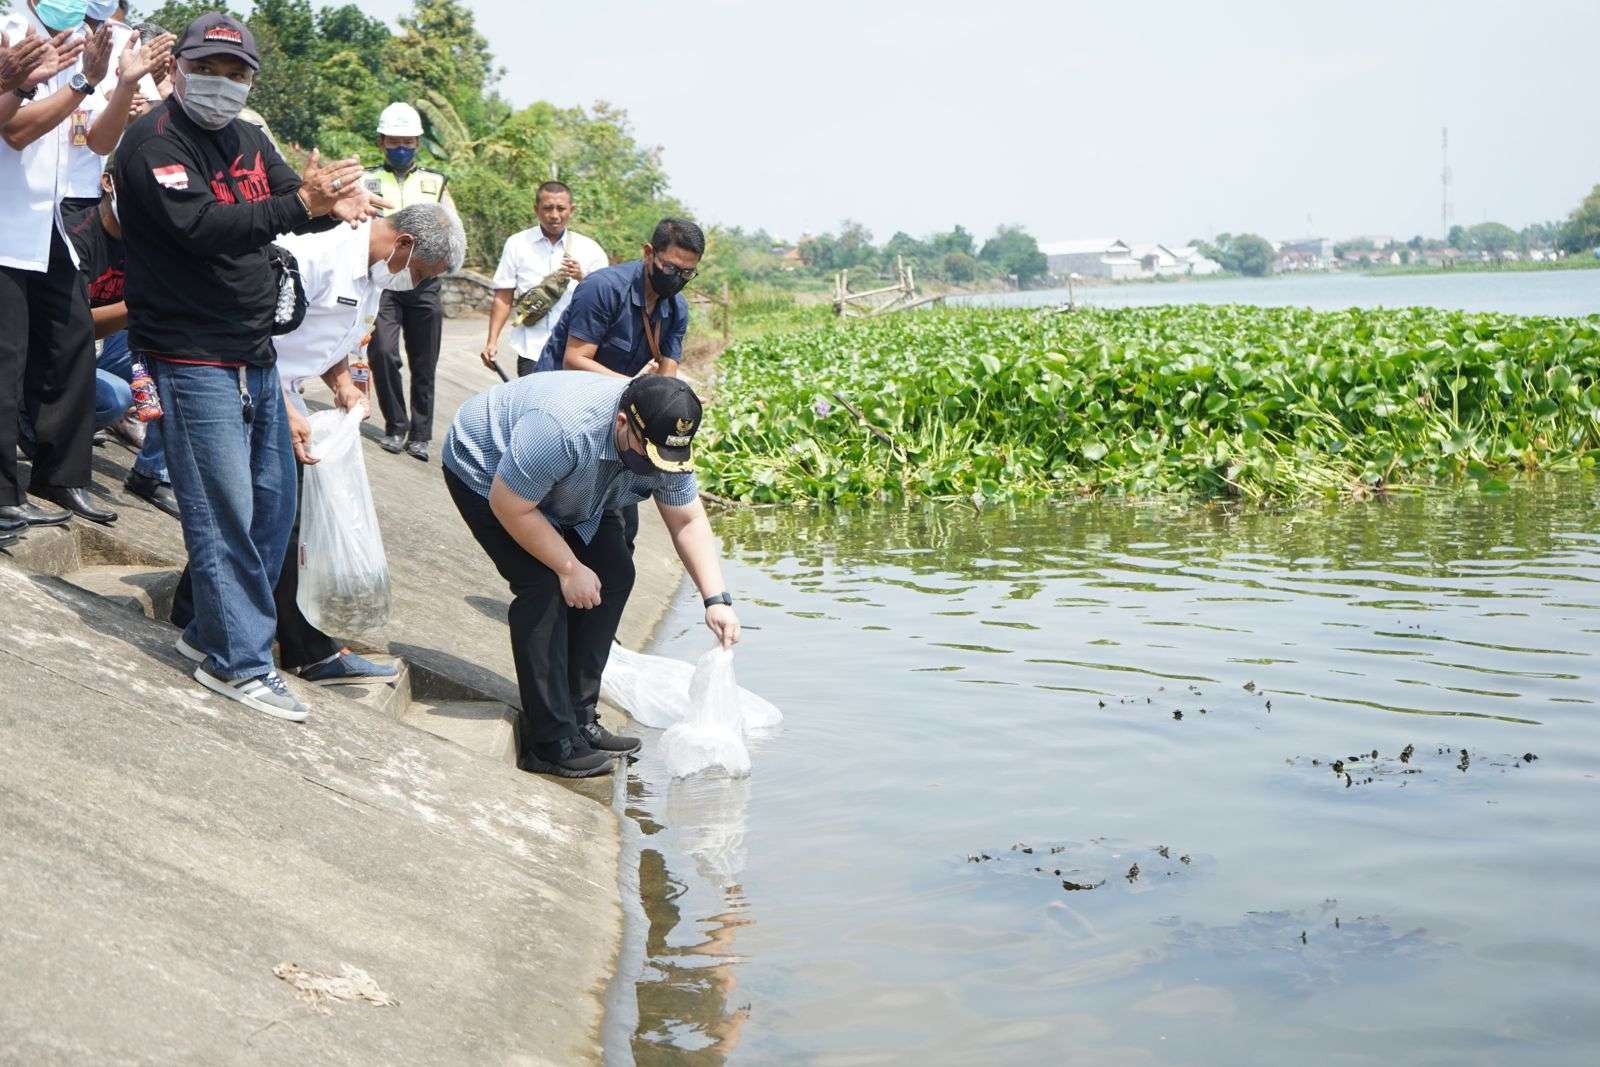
[1440,126,1452,240]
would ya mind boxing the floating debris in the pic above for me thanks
[1400,744,1415,764]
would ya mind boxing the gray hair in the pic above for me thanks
[390,203,467,273]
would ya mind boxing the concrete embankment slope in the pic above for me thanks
[0,318,685,1063]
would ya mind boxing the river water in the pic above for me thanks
[618,475,1600,1065]
[952,267,1599,317]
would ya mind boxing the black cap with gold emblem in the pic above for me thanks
[619,376,703,473]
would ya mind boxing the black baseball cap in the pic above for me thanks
[175,13,259,72]
[620,376,703,473]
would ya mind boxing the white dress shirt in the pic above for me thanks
[274,220,380,414]
[491,226,609,361]
[64,21,161,200]
[0,9,87,272]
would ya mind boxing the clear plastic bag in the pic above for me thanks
[295,407,391,635]
[602,644,782,733]
[659,647,752,778]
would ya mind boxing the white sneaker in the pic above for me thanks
[193,666,310,722]
[175,634,205,663]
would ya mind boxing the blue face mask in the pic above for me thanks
[385,146,416,170]
[85,0,119,21]
[35,0,89,32]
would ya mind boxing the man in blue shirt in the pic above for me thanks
[520,217,703,547]
[442,371,741,779]
[525,216,702,379]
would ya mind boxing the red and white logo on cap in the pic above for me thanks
[203,26,244,44]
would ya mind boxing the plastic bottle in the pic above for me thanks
[129,357,163,422]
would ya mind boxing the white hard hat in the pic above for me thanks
[377,102,424,138]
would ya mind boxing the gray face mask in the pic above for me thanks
[177,72,252,130]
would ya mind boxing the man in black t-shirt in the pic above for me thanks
[63,166,176,517]
[112,13,384,722]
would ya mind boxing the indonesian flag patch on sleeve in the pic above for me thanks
[152,164,189,190]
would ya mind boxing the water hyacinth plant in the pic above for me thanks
[696,306,1600,504]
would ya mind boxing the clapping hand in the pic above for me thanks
[80,23,114,86]
[299,148,390,227]
[117,32,174,89]
[0,28,49,94]
[22,30,85,90]
[562,255,584,281]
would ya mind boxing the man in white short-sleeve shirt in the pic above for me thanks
[480,179,609,377]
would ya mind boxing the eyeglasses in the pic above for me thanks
[654,259,698,283]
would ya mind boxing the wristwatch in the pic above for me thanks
[703,591,733,609]
[14,84,38,101]
[68,73,92,96]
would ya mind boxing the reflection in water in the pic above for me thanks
[622,475,1600,1065]
[630,773,754,1065]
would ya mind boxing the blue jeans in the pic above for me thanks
[94,370,131,430]
[98,331,167,482]
[152,358,295,680]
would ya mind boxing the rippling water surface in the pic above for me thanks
[618,477,1600,1066]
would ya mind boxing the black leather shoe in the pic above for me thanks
[0,529,19,548]
[0,501,70,529]
[519,736,615,778]
[379,434,405,454]
[405,440,429,462]
[31,486,117,525]
[581,719,642,754]
[125,472,181,518]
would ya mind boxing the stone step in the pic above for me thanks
[401,700,518,765]
[0,524,81,577]
[58,564,181,622]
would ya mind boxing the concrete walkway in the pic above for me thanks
[0,316,688,1063]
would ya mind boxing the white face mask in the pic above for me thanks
[176,71,251,131]
[370,243,417,292]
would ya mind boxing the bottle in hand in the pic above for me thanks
[130,357,163,422]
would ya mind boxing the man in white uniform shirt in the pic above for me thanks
[0,1,162,530]
[60,2,171,212]
[480,180,609,377]
[165,202,466,693]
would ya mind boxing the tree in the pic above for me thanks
[1466,222,1518,261]
[1447,224,1468,250]
[978,224,1047,287]
[943,251,979,283]
[1212,233,1274,276]
[387,0,502,136]
[799,221,876,273]
[142,2,243,33]
[1557,184,1600,254]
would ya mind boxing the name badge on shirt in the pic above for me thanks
[337,296,358,307]
[70,110,90,148]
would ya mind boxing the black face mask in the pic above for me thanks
[648,258,689,299]
[620,443,658,476]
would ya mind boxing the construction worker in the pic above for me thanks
[362,101,456,462]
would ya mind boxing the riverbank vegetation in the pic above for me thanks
[698,306,1600,505]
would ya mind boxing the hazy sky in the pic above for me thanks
[337,1,1595,245]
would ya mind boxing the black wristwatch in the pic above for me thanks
[703,591,733,609]
[68,73,93,96]
[14,84,38,101]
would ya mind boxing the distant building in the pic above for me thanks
[1171,245,1223,276]
[1277,237,1333,270]
[1041,238,1144,280]
[1130,243,1185,276]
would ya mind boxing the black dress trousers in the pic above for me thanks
[369,277,443,443]
[445,467,637,758]
[0,227,95,506]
